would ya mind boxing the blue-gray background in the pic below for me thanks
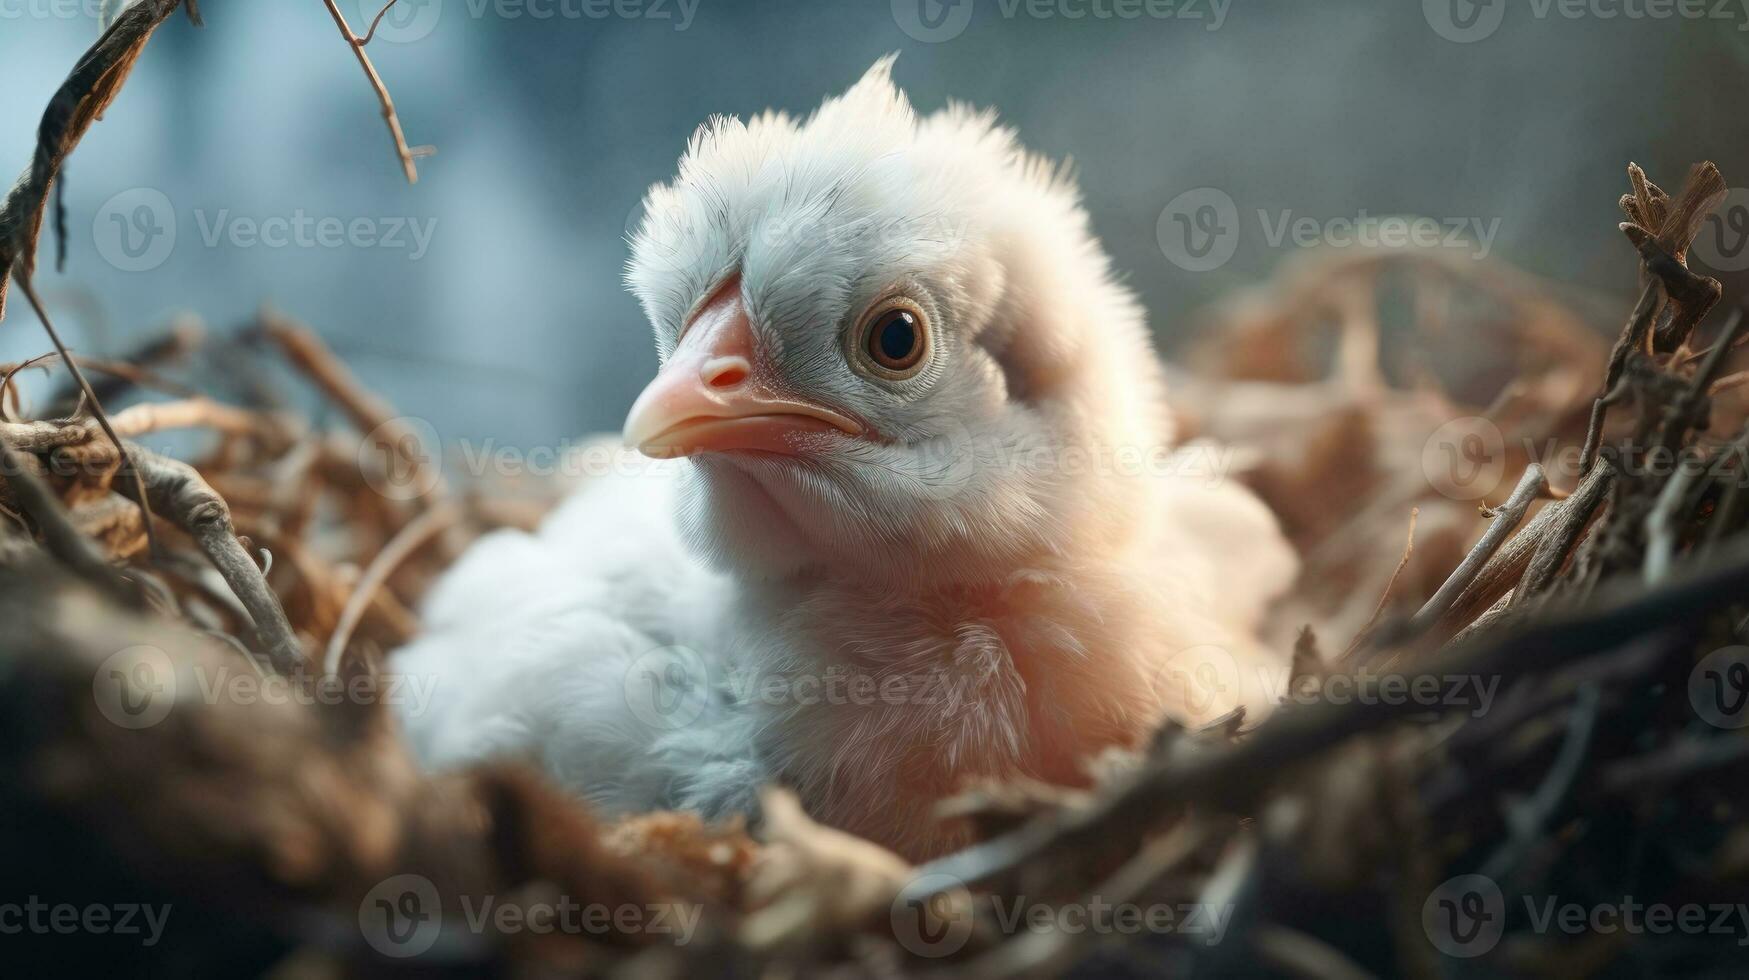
[0,1,1742,446]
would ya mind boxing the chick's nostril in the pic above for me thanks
[701,356,750,390]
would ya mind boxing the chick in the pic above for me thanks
[394,58,1297,860]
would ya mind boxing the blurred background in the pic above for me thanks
[0,0,1743,447]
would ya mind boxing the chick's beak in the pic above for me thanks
[623,282,863,458]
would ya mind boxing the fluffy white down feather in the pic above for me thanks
[394,58,1297,859]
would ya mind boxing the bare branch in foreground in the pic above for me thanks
[117,443,305,675]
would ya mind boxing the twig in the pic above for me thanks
[13,276,160,557]
[116,443,304,675]
[1339,507,1417,663]
[0,416,97,451]
[45,315,205,408]
[1446,589,1513,646]
[1599,733,1749,793]
[110,397,288,441]
[1709,371,1749,396]
[261,310,448,505]
[1580,283,1664,475]
[1479,681,1601,880]
[0,351,59,420]
[319,0,424,184]
[0,437,122,591]
[1516,457,1614,603]
[1643,461,1701,585]
[963,821,1213,978]
[355,0,402,45]
[1422,487,1586,643]
[0,0,186,319]
[1254,927,1381,980]
[917,531,1749,892]
[1619,162,1727,351]
[1409,464,1546,633]
[322,501,459,676]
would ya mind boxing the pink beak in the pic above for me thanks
[623,278,863,458]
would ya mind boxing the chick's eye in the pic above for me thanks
[863,305,927,373]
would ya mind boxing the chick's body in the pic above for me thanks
[395,59,1296,860]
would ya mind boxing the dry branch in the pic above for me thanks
[320,0,427,183]
[322,500,459,676]
[117,443,304,674]
[0,0,186,318]
[1409,463,1547,634]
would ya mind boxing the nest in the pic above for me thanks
[4,7,1748,978]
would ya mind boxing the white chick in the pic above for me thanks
[394,57,1297,860]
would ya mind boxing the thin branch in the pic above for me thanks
[1339,507,1417,663]
[916,532,1749,892]
[0,436,122,591]
[355,0,402,45]
[1515,457,1614,603]
[117,443,304,675]
[322,500,458,676]
[319,0,424,184]
[260,310,449,505]
[1580,282,1664,474]
[0,416,97,452]
[1479,682,1602,880]
[1643,460,1701,585]
[0,0,186,319]
[1409,464,1546,633]
[13,275,159,557]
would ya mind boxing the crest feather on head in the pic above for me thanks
[634,58,1102,339]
